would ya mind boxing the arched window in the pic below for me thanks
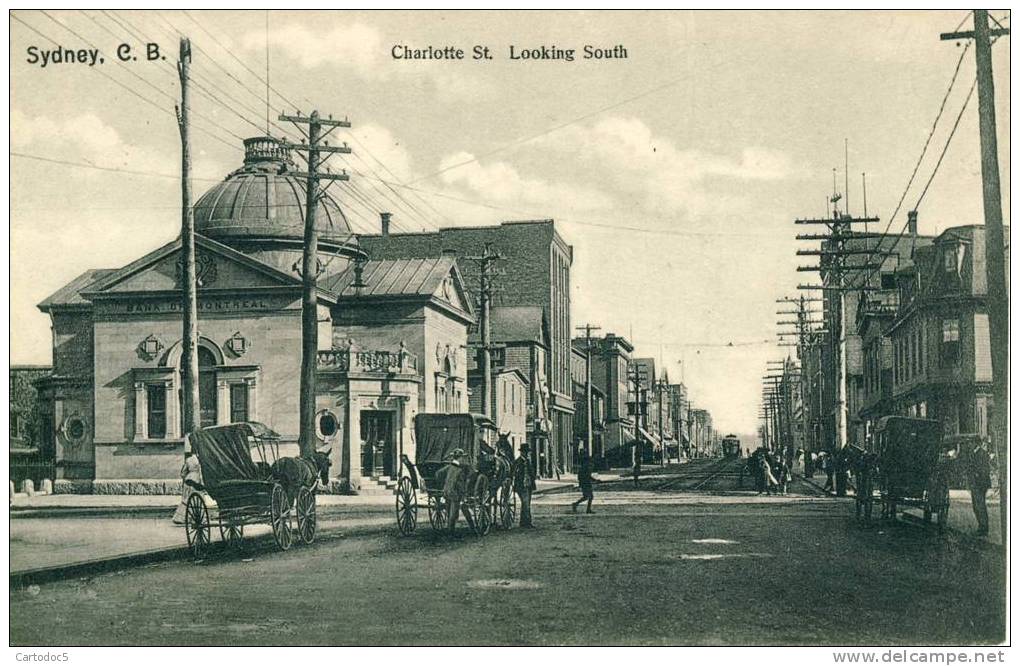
[444,357,456,412]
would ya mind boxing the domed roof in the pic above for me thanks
[194,137,356,247]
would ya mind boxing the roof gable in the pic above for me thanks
[82,234,309,298]
[328,256,473,315]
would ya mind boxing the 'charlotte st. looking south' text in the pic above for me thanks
[391,44,628,61]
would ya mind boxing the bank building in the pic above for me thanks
[36,137,475,494]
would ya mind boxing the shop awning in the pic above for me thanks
[637,426,661,449]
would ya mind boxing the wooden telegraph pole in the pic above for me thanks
[465,245,505,421]
[941,10,1010,545]
[796,191,882,496]
[175,38,200,437]
[280,111,352,456]
[575,323,601,457]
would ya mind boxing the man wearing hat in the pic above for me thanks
[513,442,537,528]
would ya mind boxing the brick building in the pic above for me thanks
[571,342,606,466]
[466,305,551,473]
[361,219,575,476]
[10,365,53,487]
[585,333,634,468]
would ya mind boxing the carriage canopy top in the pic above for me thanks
[414,413,496,466]
[874,416,942,473]
[187,422,282,489]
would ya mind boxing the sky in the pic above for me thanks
[9,10,1010,436]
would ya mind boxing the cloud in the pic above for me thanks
[348,123,415,183]
[244,21,383,71]
[436,151,615,214]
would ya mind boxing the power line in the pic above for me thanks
[167,11,439,231]
[15,11,240,153]
[845,38,974,289]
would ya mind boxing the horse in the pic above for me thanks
[270,448,332,507]
[482,433,514,495]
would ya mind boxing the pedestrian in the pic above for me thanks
[513,441,537,528]
[774,456,790,495]
[571,448,596,514]
[753,448,767,494]
[965,438,992,536]
[822,453,834,493]
[172,451,203,525]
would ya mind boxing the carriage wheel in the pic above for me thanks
[219,520,244,550]
[396,477,417,536]
[184,493,211,560]
[499,479,516,530]
[427,495,447,533]
[270,483,293,551]
[296,487,317,544]
[470,474,491,537]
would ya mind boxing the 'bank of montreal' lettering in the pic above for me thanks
[26,45,102,67]
[125,299,272,314]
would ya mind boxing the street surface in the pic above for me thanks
[10,459,1005,646]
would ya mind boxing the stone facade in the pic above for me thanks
[36,156,474,494]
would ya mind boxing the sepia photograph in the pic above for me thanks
[7,7,1011,652]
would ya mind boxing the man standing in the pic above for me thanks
[966,438,993,536]
[571,448,596,514]
[513,442,537,528]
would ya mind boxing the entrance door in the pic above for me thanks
[360,411,394,478]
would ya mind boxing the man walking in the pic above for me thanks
[571,447,596,514]
[513,442,537,528]
[966,438,993,536]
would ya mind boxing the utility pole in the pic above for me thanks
[281,110,351,456]
[778,295,823,475]
[175,38,200,437]
[575,324,601,458]
[796,191,881,496]
[627,364,647,486]
[479,243,502,421]
[655,379,666,467]
[464,245,505,423]
[941,10,1010,546]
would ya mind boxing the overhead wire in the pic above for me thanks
[843,38,974,290]
[168,10,441,232]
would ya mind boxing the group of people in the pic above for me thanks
[747,446,790,495]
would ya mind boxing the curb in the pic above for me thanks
[11,546,190,588]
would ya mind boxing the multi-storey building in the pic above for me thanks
[887,225,1008,438]
[586,333,634,469]
[361,219,575,476]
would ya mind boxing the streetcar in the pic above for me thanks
[721,434,741,459]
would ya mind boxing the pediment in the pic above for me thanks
[86,235,302,296]
[436,267,470,312]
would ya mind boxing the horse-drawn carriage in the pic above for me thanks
[855,416,954,530]
[395,413,516,536]
[183,422,323,558]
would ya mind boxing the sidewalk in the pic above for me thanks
[794,474,1002,546]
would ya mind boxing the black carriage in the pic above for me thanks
[857,417,954,530]
[395,413,516,537]
[183,422,317,558]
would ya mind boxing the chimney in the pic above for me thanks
[907,210,918,255]
[380,212,392,237]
